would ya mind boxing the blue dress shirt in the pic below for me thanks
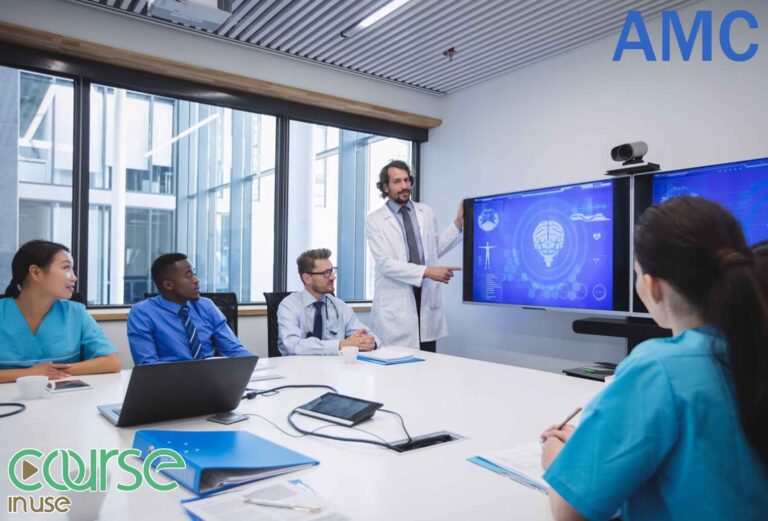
[544,327,768,520]
[277,289,380,356]
[0,298,115,369]
[127,296,252,365]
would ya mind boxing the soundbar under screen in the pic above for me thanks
[464,178,629,312]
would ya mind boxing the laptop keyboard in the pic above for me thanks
[113,407,122,416]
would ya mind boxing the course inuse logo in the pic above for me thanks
[6,447,185,514]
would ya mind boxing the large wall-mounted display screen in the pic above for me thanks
[463,178,630,312]
[632,157,768,314]
[650,157,768,246]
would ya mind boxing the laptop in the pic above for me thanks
[98,356,258,427]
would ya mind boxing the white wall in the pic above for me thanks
[422,0,768,372]
[0,0,442,119]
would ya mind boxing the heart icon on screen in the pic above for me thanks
[593,233,602,241]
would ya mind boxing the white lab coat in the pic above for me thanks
[366,202,462,348]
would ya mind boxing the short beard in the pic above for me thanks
[312,281,332,295]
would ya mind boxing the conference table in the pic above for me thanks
[0,352,605,520]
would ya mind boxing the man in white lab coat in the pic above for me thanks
[366,160,463,351]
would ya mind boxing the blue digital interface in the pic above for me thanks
[652,158,768,246]
[472,181,614,310]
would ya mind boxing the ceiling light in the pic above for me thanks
[341,0,412,38]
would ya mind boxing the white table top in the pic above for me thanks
[0,352,604,520]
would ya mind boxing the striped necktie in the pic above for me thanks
[179,305,203,360]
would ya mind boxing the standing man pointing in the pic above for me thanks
[366,160,463,351]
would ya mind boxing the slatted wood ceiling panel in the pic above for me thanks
[76,0,700,94]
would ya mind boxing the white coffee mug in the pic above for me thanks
[17,375,54,400]
[64,469,110,521]
[339,346,359,364]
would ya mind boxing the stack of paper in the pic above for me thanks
[469,442,549,494]
[357,347,425,365]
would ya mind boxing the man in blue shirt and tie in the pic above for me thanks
[278,248,379,356]
[127,253,253,365]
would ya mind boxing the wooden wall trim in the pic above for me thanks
[0,21,442,130]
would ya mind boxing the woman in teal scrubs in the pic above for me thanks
[0,240,121,383]
[541,197,768,520]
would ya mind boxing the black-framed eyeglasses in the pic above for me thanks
[307,267,337,278]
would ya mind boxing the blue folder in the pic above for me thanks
[467,456,548,494]
[356,355,425,365]
[133,430,319,496]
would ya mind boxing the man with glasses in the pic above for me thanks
[277,248,379,356]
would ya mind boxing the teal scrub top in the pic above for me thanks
[0,298,116,369]
[544,327,768,521]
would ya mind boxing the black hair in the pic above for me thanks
[151,253,188,292]
[376,160,415,199]
[753,240,768,286]
[634,196,768,469]
[4,240,70,298]
[296,248,332,276]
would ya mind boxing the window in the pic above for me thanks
[88,84,276,305]
[0,67,74,288]
[1,48,422,307]
[287,121,412,300]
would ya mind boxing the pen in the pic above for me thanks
[556,407,582,430]
[540,407,583,445]
[244,497,323,513]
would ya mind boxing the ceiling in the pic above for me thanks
[73,0,698,95]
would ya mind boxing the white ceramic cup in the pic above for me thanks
[339,345,359,364]
[17,375,54,400]
[64,470,110,521]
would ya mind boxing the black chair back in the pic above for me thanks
[263,292,293,358]
[143,292,238,336]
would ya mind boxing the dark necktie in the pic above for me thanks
[399,206,423,265]
[179,305,203,359]
[312,301,324,339]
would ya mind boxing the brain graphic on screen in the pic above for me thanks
[478,207,499,232]
[533,220,565,268]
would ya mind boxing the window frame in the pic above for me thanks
[1,43,425,307]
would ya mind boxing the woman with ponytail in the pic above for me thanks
[0,240,120,383]
[753,239,768,286]
[540,197,768,520]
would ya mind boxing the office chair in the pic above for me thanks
[143,292,239,335]
[263,292,293,358]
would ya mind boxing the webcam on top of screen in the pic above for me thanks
[605,141,660,176]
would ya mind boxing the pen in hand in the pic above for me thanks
[540,407,582,444]
[556,407,582,430]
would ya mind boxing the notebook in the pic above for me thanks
[357,347,425,365]
[469,442,549,494]
[357,347,416,362]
